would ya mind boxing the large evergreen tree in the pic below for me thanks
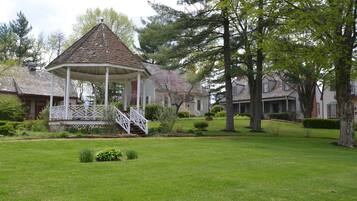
[139,0,237,131]
[0,24,16,61]
[10,12,32,64]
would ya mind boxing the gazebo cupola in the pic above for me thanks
[46,21,150,135]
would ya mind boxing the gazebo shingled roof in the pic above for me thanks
[46,22,149,81]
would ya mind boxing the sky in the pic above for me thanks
[0,0,179,39]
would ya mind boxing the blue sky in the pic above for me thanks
[0,0,178,38]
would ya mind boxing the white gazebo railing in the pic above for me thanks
[50,105,148,135]
[130,107,149,135]
[114,107,131,134]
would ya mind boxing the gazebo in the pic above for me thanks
[46,21,150,135]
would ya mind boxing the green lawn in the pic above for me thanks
[0,119,356,201]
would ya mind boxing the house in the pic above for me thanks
[0,66,77,119]
[125,62,210,116]
[320,82,357,120]
[229,75,322,119]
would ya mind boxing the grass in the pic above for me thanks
[0,118,356,200]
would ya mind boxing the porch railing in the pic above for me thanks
[130,107,149,135]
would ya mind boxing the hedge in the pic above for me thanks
[177,111,190,118]
[210,105,225,114]
[145,104,163,120]
[303,118,340,129]
[268,112,296,121]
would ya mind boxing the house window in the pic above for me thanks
[145,96,150,104]
[197,99,201,111]
[327,103,337,118]
[317,103,321,116]
[263,83,269,93]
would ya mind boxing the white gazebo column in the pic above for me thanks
[65,67,71,119]
[123,80,128,111]
[142,79,146,111]
[136,73,141,109]
[104,67,109,109]
[49,74,54,120]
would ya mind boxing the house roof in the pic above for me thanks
[143,62,208,96]
[46,22,148,81]
[229,75,296,102]
[0,67,77,98]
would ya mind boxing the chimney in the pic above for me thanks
[96,17,104,24]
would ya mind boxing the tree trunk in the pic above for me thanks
[250,0,264,132]
[223,8,234,131]
[336,57,355,147]
[297,81,316,118]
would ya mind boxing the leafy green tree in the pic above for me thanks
[68,8,135,50]
[228,0,281,131]
[10,12,33,64]
[283,0,356,147]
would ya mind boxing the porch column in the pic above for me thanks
[286,97,289,112]
[123,80,128,111]
[262,100,265,115]
[142,79,146,111]
[238,102,241,114]
[136,73,141,109]
[49,74,54,120]
[65,67,71,119]
[104,67,109,109]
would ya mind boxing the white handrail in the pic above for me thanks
[114,107,131,134]
[130,107,149,135]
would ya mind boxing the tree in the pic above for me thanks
[139,1,237,131]
[69,8,135,50]
[228,0,281,131]
[284,0,356,147]
[265,34,330,118]
[10,12,32,64]
[0,23,16,61]
[28,33,46,67]
[47,31,65,62]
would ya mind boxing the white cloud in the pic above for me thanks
[0,0,179,38]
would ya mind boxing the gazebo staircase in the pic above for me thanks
[113,107,148,135]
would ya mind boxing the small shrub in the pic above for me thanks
[31,120,47,132]
[210,105,224,114]
[145,104,163,121]
[57,132,69,138]
[303,118,340,129]
[215,111,227,117]
[194,121,209,131]
[126,150,138,160]
[205,116,213,121]
[96,149,123,161]
[67,127,78,133]
[0,121,16,136]
[0,94,25,121]
[156,107,177,133]
[177,111,190,118]
[38,105,49,123]
[175,127,184,133]
[79,149,94,163]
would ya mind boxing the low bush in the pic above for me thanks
[0,121,16,136]
[215,111,227,117]
[194,121,209,131]
[210,105,224,114]
[177,111,190,118]
[238,113,251,117]
[38,106,49,123]
[0,94,25,121]
[96,149,123,161]
[268,113,296,121]
[145,104,163,120]
[156,107,177,133]
[31,120,47,132]
[126,150,138,160]
[303,118,340,129]
[79,149,94,163]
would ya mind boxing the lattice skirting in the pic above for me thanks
[49,120,115,132]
